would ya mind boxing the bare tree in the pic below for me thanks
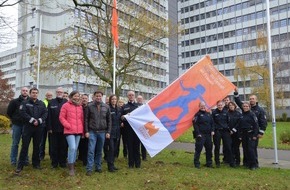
[31,0,173,97]
[0,0,23,7]
[234,29,286,116]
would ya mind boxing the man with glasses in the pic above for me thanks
[7,87,30,166]
[121,91,141,168]
[46,87,68,168]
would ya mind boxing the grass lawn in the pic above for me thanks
[0,135,290,190]
[176,122,290,150]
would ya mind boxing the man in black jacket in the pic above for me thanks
[7,87,29,166]
[15,87,48,174]
[47,87,67,168]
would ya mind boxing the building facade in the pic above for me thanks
[0,48,17,91]
[178,0,290,112]
[16,0,169,100]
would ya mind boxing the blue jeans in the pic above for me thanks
[66,135,81,164]
[10,124,28,165]
[86,131,105,172]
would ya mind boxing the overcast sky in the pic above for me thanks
[0,3,18,52]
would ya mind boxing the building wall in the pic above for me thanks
[0,48,17,91]
[178,0,290,113]
[168,0,179,83]
[16,0,169,100]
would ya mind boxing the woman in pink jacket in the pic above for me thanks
[59,90,84,176]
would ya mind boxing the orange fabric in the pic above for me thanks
[111,0,119,47]
[148,55,236,140]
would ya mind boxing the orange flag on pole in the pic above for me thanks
[111,0,119,48]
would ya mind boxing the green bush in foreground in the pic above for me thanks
[0,115,10,133]
[280,130,290,144]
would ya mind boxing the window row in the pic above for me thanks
[0,54,16,62]
[0,61,16,69]
[181,3,288,28]
[181,23,290,48]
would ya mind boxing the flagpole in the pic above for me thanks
[36,14,42,89]
[265,0,278,164]
[113,42,116,94]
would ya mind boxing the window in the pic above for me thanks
[31,26,35,36]
[280,19,287,27]
[32,8,36,18]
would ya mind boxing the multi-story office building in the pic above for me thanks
[16,0,169,100]
[178,0,290,111]
[0,48,17,91]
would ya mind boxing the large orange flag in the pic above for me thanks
[125,56,236,157]
[111,0,119,47]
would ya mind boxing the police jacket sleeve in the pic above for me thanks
[210,114,214,133]
[252,113,259,137]
[38,102,48,125]
[7,100,16,118]
[211,110,217,131]
[234,91,243,110]
[232,113,241,134]
[106,106,112,134]
[192,113,201,137]
[258,108,267,135]
[20,102,35,124]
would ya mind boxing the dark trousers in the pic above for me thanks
[231,133,241,165]
[78,137,88,166]
[213,130,233,165]
[194,134,212,167]
[127,127,141,168]
[104,138,118,169]
[141,143,147,160]
[254,138,259,167]
[39,126,48,159]
[241,132,257,168]
[17,126,42,168]
[119,127,128,158]
[49,132,67,167]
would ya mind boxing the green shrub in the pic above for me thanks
[0,115,10,134]
[282,113,288,122]
[280,130,290,144]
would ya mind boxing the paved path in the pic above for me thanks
[166,142,290,169]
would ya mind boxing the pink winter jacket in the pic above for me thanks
[59,100,84,135]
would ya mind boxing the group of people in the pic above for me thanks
[7,86,147,176]
[7,85,267,176]
[193,89,267,170]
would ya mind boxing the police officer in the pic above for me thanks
[137,95,147,161]
[212,100,235,167]
[47,87,67,168]
[228,101,242,166]
[120,91,140,168]
[193,101,214,169]
[15,87,48,174]
[234,89,267,167]
[238,102,259,170]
